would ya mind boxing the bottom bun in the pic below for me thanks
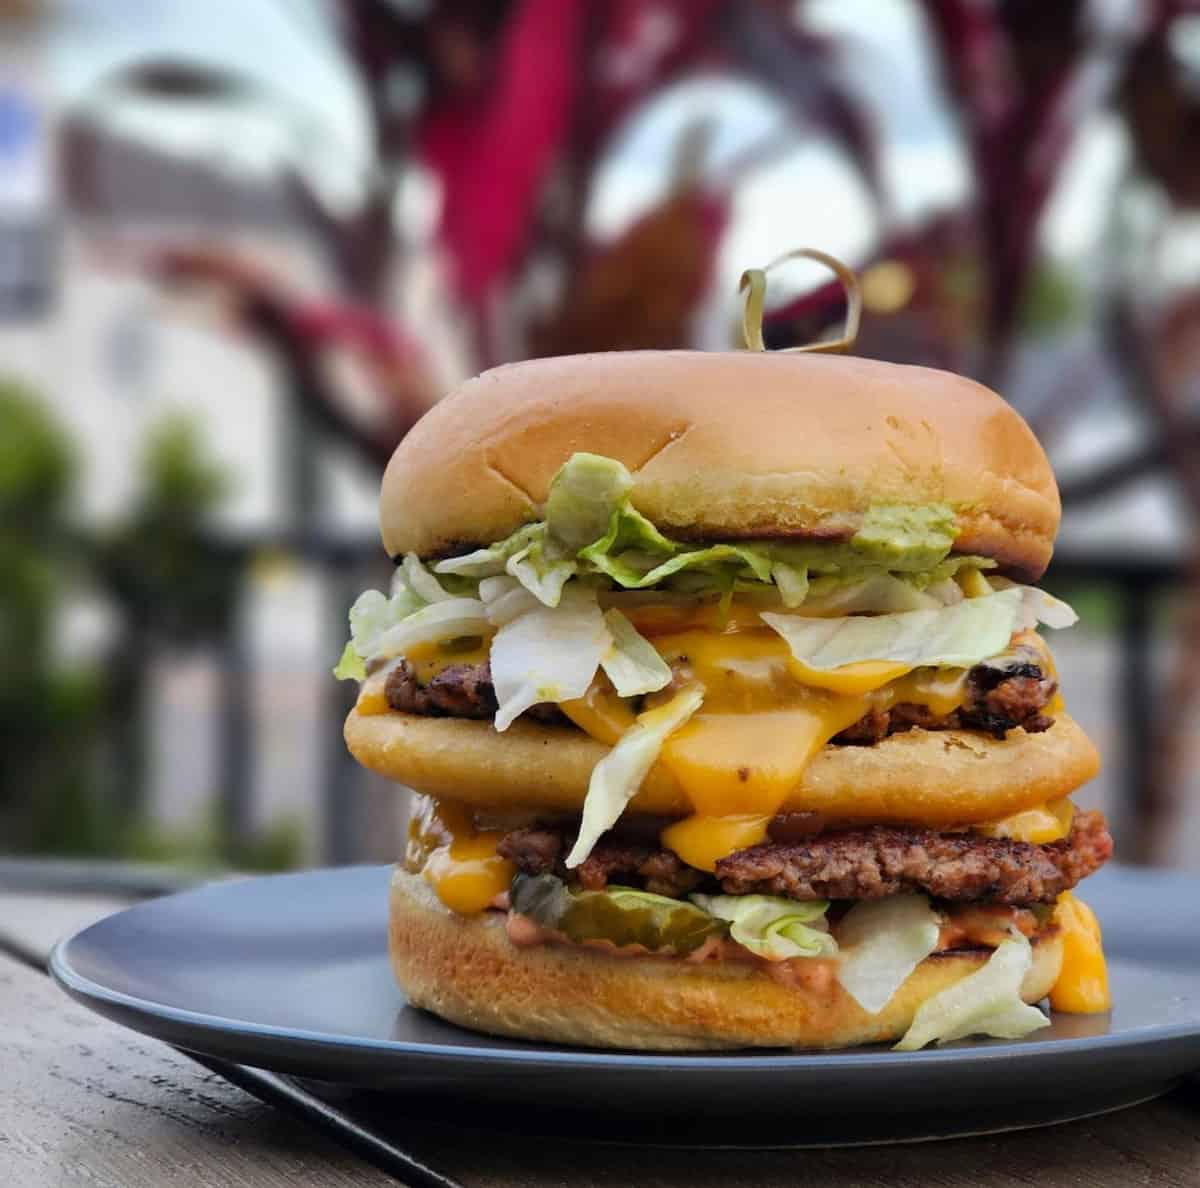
[389,869,1063,1051]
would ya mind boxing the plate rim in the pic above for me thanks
[48,866,1200,1074]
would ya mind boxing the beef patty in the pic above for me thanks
[385,659,568,725]
[497,811,1112,906]
[386,640,1057,741]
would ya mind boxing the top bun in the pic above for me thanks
[381,351,1060,580]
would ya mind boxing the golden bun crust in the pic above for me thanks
[380,352,1060,580]
[347,710,1100,827]
[389,869,1063,1051]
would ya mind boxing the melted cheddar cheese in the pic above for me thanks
[976,798,1074,844]
[561,678,635,745]
[1049,891,1110,1013]
[406,796,513,915]
[354,664,394,716]
[383,607,1072,910]
[635,628,973,870]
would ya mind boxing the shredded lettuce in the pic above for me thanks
[353,588,414,652]
[374,598,490,660]
[431,523,541,578]
[798,573,947,615]
[587,542,774,591]
[585,500,679,559]
[423,457,1004,612]
[565,685,704,868]
[333,580,424,677]
[505,527,577,607]
[894,931,1051,1050]
[545,452,634,552]
[479,574,518,602]
[1019,586,1078,630]
[401,553,454,603]
[332,640,366,682]
[835,895,941,1014]
[480,575,541,626]
[762,585,1077,672]
[770,561,809,608]
[337,455,1076,684]
[489,586,610,731]
[689,894,836,961]
[600,609,673,697]
[925,577,965,606]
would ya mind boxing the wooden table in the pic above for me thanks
[2,874,1198,1187]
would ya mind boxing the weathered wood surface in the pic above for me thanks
[0,890,131,966]
[0,951,399,1187]
[0,885,403,1188]
[2,887,1198,1187]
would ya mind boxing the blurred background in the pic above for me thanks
[3,0,1199,878]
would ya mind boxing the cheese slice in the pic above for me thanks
[976,798,1074,844]
[355,663,395,716]
[406,795,514,915]
[785,658,913,695]
[1049,891,1110,1013]
[561,678,636,745]
[647,629,904,870]
[660,814,771,873]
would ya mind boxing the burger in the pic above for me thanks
[338,349,1112,1051]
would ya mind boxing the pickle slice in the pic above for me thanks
[510,874,725,955]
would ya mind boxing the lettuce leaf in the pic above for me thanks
[600,609,673,697]
[586,542,774,590]
[925,577,965,606]
[894,931,1051,1050]
[835,895,941,1014]
[506,529,578,607]
[689,894,836,960]
[334,582,425,676]
[400,553,455,603]
[427,456,1001,611]
[339,457,1072,679]
[332,640,366,681]
[565,684,704,868]
[545,452,634,552]
[1020,587,1078,630]
[480,575,541,626]
[770,561,809,608]
[431,523,542,578]
[489,586,610,731]
[762,586,1077,671]
[798,573,946,615]
[576,502,678,581]
[374,598,490,660]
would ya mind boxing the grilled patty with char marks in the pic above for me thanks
[384,640,1057,741]
[497,811,1112,906]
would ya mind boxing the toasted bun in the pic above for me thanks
[380,352,1059,580]
[347,710,1099,827]
[389,869,1063,1051]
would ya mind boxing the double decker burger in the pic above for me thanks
[338,307,1112,1051]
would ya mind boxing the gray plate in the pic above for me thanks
[50,863,1200,1145]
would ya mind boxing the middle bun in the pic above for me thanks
[345,709,1100,827]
